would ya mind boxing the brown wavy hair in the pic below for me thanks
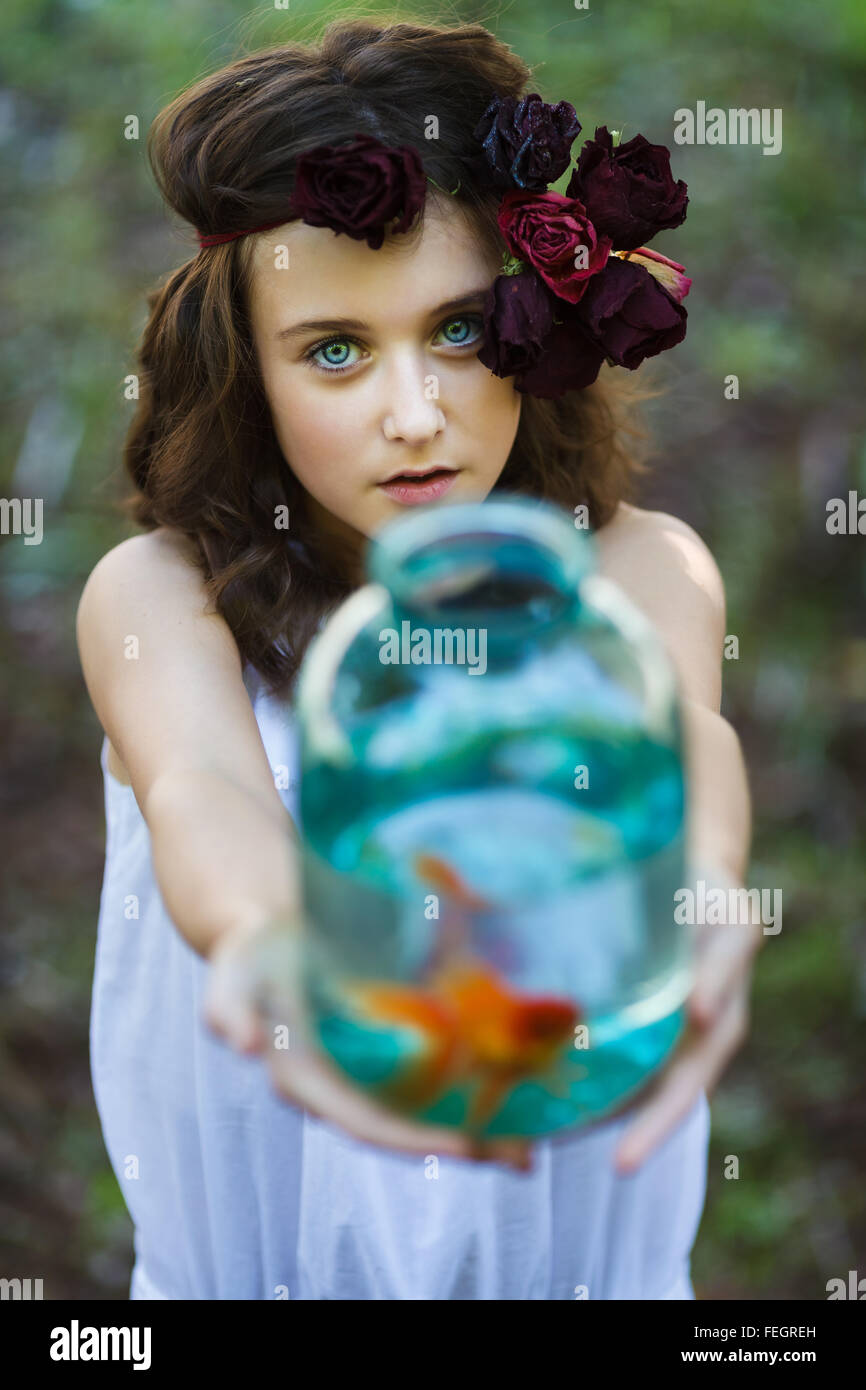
[121,16,665,700]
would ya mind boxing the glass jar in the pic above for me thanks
[293,495,692,1140]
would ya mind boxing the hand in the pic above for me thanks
[202,913,533,1173]
[611,862,764,1175]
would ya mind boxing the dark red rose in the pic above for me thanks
[574,255,687,368]
[476,269,556,377]
[473,92,583,191]
[497,190,612,304]
[622,246,691,303]
[289,133,427,250]
[566,126,688,251]
[514,311,606,397]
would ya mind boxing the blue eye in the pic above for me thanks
[303,314,484,377]
[436,314,484,346]
[305,338,360,374]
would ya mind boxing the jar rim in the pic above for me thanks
[367,494,595,617]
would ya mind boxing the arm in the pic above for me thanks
[682,697,751,885]
[76,527,530,1167]
[596,503,752,886]
[596,505,760,1172]
[76,528,302,960]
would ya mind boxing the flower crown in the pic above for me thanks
[196,96,691,399]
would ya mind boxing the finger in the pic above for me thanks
[205,994,265,1054]
[202,952,267,1055]
[231,920,309,1053]
[263,1045,533,1170]
[688,920,760,1027]
[250,931,318,1046]
[613,988,748,1174]
[233,1009,268,1054]
[251,940,533,1168]
[614,990,748,1174]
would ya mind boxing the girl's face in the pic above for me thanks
[246,199,522,569]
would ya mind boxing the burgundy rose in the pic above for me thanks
[574,255,687,369]
[566,126,688,251]
[623,246,691,303]
[473,92,583,191]
[289,133,427,250]
[497,190,612,304]
[476,269,556,378]
[514,311,606,398]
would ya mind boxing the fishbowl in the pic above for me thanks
[291,494,693,1140]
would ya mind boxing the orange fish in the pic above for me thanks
[413,851,494,912]
[412,849,494,972]
[344,952,581,1130]
[340,849,582,1129]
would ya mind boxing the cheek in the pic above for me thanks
[267,375,356,485]
[447,358,519,423]
[473,370,522,445]
[263,358,520,481]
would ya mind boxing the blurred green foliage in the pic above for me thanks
[1,0,864,1299]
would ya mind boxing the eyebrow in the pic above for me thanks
[274,287,492,341]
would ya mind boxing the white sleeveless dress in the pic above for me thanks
[89,663,711,1301]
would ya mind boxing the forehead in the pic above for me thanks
[245,200,498,332]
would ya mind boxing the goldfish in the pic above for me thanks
[341,848,582,1129]
[413,850,494,912]
[412,849,492,971]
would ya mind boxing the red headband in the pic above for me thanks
[197,220,286,248]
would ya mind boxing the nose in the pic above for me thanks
[382,354,446,445]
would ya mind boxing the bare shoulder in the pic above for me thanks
[76,529,217,784]
[75,526,231,663]
[593,502,727,710]
[76,525,230,678]
[77,526,205,607]
[595,502,726,607]
[75,526,275,810]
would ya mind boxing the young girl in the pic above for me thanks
[76,19,759,1300]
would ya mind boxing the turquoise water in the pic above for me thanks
[300,777,691,1139]
[294,505,693,1138]
[304,712,686,874]
[316,999,686,1139]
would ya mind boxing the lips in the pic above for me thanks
[382,466,456,484]
[378,468,459,506]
